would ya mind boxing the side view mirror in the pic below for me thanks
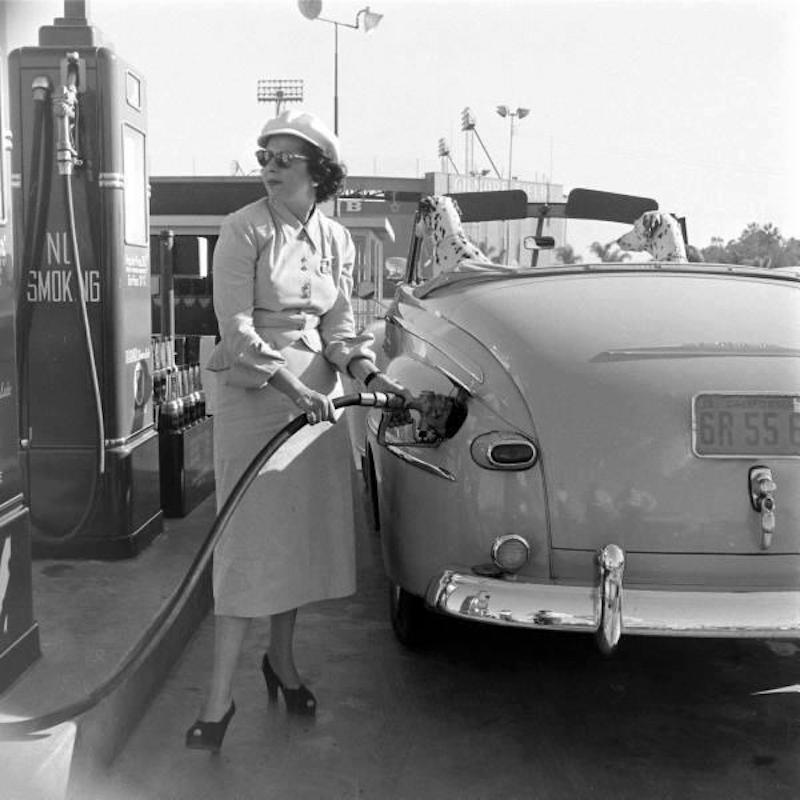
[523,235,555,251]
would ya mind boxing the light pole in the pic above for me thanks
[496,105,529,263]
[298,1,383,136]
[496,105,530,185]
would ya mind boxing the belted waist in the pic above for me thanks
[206,309,324,383]
[253,309,320,331]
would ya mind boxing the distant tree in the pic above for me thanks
[699,223,800,267]
[555,244,581,264]
[783,238,800,266]
[589,241,630,262]
[477,239,505,264]
[686,245,705,263]
[700,236,730,263]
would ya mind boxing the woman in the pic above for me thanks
[185,109,406,751]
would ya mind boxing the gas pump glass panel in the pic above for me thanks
[122,124,147,245]
[359,190,800,653]
[125,71,143,110]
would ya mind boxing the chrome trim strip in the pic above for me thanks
[425,569,800,641]
[99,172,125,188]
[390,315,484,385]
[0,495,27,523]
[385,445,456,480]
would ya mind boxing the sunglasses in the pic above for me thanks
[255,149,310,168]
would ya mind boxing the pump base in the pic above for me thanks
[31,509,163,561]
[28,427,164,560]
[0,499,41,693]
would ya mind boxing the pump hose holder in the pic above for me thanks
[0,392,405,738]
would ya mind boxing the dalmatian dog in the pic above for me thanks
[616,211,688,262]
[416,195,492,272]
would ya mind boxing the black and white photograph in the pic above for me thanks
[0,1,798,797]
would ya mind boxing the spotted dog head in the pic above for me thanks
[416,195,490,272]
[416,195,464,238]
[617,211,688,262]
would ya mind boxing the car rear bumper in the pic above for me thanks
[425,545,800,653]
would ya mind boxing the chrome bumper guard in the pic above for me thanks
[425,544,800,654]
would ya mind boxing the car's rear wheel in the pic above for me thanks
[389,583,431,648]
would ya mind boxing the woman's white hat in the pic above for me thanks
[258,109,341,163]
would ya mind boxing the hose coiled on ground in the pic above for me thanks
[0,392,404,737]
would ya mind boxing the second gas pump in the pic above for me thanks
[8,2,163,558]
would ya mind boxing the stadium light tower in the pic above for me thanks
[460,107,502,179]
[257,79,304,116]
[438,138,460,174]
[298,1,384,135]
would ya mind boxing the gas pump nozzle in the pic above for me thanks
[378,389,469,446]
[53,52,80,175]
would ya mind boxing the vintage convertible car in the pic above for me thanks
[355,189,800,653]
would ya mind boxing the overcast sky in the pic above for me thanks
[4,0,799,253]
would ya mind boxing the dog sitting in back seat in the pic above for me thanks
[616,211,688,262]
[416,195,492,272]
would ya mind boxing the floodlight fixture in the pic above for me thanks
[461,107,476,131]
[298,0,322,19]
[438,137,460,174]
[360,8,384,31]
[257,79,304,115]
[496,105,529,120]
[297,2,384,134]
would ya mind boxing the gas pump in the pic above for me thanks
[8,1,163,558]
[0,30,41,689]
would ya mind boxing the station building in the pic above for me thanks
[149,172,565,335]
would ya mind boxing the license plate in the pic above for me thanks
[692,393,800,457]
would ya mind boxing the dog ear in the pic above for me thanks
[642,211,661,236]
[419,196,434,215]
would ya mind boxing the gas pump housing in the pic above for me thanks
[1,25,40,688]
[8,8,162,558]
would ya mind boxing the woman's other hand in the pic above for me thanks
[365,372,411,403]
[348,358,413,407]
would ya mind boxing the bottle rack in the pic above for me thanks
[151,335,207,433]
[151,335,215,517]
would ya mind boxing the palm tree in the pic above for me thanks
[555,244,581,265]
[589,241,630,262]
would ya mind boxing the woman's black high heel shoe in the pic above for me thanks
[261,653,317,716]
[185,700,236,752]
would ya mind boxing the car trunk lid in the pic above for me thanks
[440,270,800,561]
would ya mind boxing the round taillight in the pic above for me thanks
[491,535,531,572]
[471,432,538,470]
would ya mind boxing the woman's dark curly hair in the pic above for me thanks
[296,140,347,203]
